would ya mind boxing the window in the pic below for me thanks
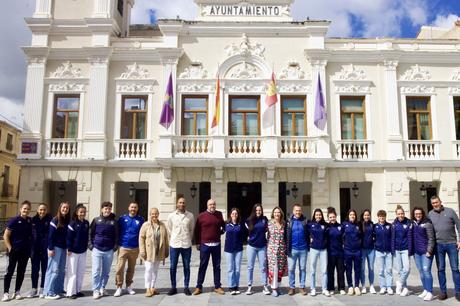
[340,96,366,139]
[281,96,307,136]
[229,96,260,135]
[121,96,147,139]
[454,98,460,140]
[53,95,80,138]
[2,165,9,197]
[406,97,431,140]
[182,96,208,135]
[6,133,12,151]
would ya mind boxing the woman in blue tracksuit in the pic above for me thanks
[43,202,70,299]
[392,205,413,297]
[342,209,362,296]
[28,203,52,298]
[412,207,435,301]
[225,208,245,295]
[374,210,393,295]
[326,207,345,295]
[308,208,329,297]
[360,209,376,294]
[245,204,270,295]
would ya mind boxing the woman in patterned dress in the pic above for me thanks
[267,207,288,297]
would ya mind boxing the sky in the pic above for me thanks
[1,0,459,129]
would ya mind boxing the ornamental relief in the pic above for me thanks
[226,62,261,79]
[177,83,215,92]
[400,64,431,81]
[226,84,266,93]
[400,85,435,94]
[119,63,150,80]
[278,84,311,93]
[448,87,460,95]
[178,62,208,79]
[49,82,85,92]
[224,33,265,59]
[452,70,460,81]
[278,62,307,80]
[335,84,371,94]
[333,64,367,81]
[50,62,83,79]
[116,84,155,93]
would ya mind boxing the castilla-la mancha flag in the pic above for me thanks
[265,72,278,107]
[211,75,220,128]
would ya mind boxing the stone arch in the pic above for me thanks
[218,55,271,79]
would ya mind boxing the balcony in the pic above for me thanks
[173,136,213,157]
[336,140,374,160]
[405,140,439,160]
[45,139,81,159]
[279,136,319,158]
[227,136,262,157]
[114,139,152,160]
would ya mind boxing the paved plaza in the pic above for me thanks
[1,248,459,305]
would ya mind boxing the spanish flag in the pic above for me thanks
[211,75,220,128]
[265,72,278,107]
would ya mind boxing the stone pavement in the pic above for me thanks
[1,248,459,305]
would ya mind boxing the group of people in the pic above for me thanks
[2,195,460,302]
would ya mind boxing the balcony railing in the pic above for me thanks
[227,136,262,157]
[173,136,213,157]
[115,139,151,160]
[405,140,439,160]
[279,136,318,157]
[46,139,81,159]
[336,140,374,160]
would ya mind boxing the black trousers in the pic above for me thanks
[327,255,345,291]
[4,248,30,293]
[31,248,48,289]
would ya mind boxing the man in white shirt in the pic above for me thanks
[166,195,195,296]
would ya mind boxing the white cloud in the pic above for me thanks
[0,97,24,129]
[432,13,460,29]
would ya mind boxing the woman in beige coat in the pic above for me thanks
[139,208,169,297]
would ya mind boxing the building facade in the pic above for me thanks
[18,0,460,221]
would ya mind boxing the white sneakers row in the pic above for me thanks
[2,292,23,302]
[418,290,434,301]
[93,287,135,299]
[245,285,271,295]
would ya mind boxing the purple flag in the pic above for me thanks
[159,72,174,129]
[314,74,327,130]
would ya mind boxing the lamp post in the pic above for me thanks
[352,182,359,198]
[291,183,299,199]
[128,183,135,198]
[190,182,197,199]
[420,183,427,198]
[58,182,66,198]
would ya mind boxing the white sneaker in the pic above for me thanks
[262,285,271,295]
[354,287,361,296]
[1,293,9,302]
[379,288,386,295]
[387,288,394,295]
[44,294,60,300]
[26,289,37,298]
[369,285,377,294]
[230,290,237,295]
[100,288,108,296]
[423,292,433,301]
[395,281,402,295]
[235,290,240,295]
[126,287,135,295]
[245,286,253,295]
[340,290,346,295]
[93,291,101,299]
[400,287,409,296]
[13,292,23,300]
[347,287,354,295]
[114,287,123,297]
[418,290,427,298]
[322,290,331,297]
[310,289,316,296]
[361,287,367,294]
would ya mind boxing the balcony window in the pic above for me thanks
[1,165,9,197]
[121,96,147,139]
[454,98,460,140]
[182,96,208,136]
[406,97,431,140]
[340,96,366,140]
[53,95,80,138]
[6,133,13,151]
[229,96,260,135]
[281,96,307,136]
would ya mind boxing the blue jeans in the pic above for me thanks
[91,248,114,292]
[394,250,410,287]
[375,251,393,289]
[360,249,375,286]
[247,245,267,286]
[414,253,433,293]
[43,247,66,296]
[288,249,308,289]
[196,244,221,289]
[169,247,192,289]
[225,251,243,289]
[345,254,361,288]
[435,243,460,293]
[310,248,327,290]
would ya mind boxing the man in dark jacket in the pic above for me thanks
[286,204,309,295]
[89,202,118,300]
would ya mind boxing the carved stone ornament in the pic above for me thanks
[119,63,150,79]
[279,61,307,80]
[227,62,260,79]
[177,83,215,92]
[179,62,208,79]
[448,87,460,95]
[400,85,435,94]
[224,34,265,59]
[226,84,265,93]
[334,64,366,81]
[452,70,460,81]
[400,64,431,81]
[278,84,311,93]
[49,82,85,92]
[116,84,154,93]
[335,84,371,94]
[50,62,82,78]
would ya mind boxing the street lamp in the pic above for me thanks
[352,182,359,198]
[58,182,66,198]
[190,182,197,199]
[128,183,135,198]
[420,183,427,198]
[241,186,248,198]
[291,183,299,199]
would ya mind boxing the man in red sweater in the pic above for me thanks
[193,199,225,295]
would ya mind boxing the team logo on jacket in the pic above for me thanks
[321,225,325,229]
[338,226,341,231]
[135,220,140,225]
[110,221,114,225]
[356,226,359,230]
[386,225,390,230]
[403,224,407,229]
[124,219,128,222]
[18,220,21,224]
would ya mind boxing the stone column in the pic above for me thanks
[33,0,52,18]
[383,60,404,160]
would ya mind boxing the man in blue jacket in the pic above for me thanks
[114,202,144,297]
